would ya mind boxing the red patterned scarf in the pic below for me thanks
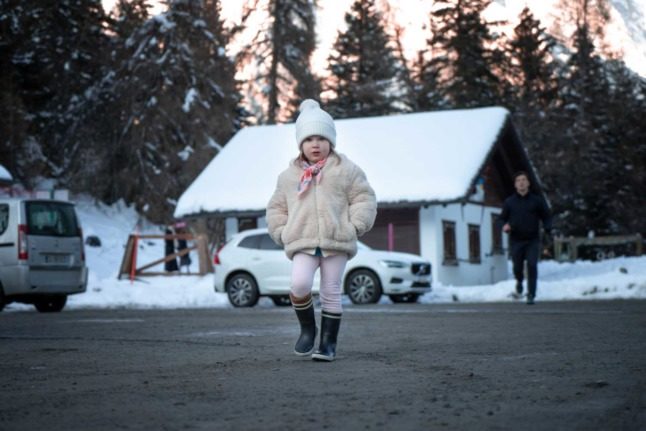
[297,158,327,196]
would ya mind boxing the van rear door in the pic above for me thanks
[24,201,83,268]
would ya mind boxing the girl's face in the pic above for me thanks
[301,136,331,163]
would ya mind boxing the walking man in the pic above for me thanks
[501,171,552,305]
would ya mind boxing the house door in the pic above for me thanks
[360,208,420,255]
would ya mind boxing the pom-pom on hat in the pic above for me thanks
[295,99,336,148]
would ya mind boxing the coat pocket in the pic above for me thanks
[335,216,357,242]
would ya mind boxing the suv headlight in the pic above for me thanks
[379,260,407,268]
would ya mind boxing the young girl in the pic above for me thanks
[266,99,377,361]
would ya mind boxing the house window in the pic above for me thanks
[468,224,481,263]
[238,217,257,232]
[491,213,503,255]
[442,220,457,265]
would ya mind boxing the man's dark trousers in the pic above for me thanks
[510,238,540,298]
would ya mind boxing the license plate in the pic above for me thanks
[44,254,69,264]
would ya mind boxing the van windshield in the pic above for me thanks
[26,202,79,237]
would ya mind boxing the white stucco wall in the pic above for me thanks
[224,215,267,241]
[420,203,508,286]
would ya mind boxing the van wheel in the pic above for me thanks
[226,273,259,307]
[0,286,5,312]
[34,295,67,313]
[346,269,382,304]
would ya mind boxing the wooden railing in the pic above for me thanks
[118,233,213,280]
[553,234,643,261]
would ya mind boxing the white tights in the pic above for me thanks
[290,252,348,314]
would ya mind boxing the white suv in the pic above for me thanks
[213,228,431,307]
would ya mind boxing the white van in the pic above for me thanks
[0,198,88,312]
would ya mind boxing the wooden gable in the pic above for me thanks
[473,117,546,207]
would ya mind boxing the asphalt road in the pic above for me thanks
[1,300,644,430]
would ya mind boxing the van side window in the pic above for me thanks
[0,204,8,235]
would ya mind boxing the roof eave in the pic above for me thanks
[177,196,495,220]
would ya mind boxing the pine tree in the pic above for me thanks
[109,0,151,41]
[325,0,404,119]
[0,0,110,183]
[66,0,242,222]
[503,0,642,237]
[553,21,614,235]
[505,7,560,200]
[376,2,415,112]
[552,0,613,55]
[0,0,31,180]
[409,53,446,111]
[390,24,418,112]
[424,0,506,108]
[601,61,646,235]
[56,1,152,191]
[16,0,111,178]
[238,0,319,124]
[507,7,558,112]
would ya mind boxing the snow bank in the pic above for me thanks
[424,256,646,304]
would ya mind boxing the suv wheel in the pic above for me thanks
[346,269,382,304]
[389,293,420,303]
[226,273,259,307]
[34,295,67,313]
[0,285,5,312]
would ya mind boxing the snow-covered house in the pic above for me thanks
[0,165,14,196]
[175,107,546,286]
[0,164,13,187]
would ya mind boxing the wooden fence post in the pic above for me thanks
[117,233,213,278]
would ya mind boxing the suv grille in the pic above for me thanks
[411,263,430,276]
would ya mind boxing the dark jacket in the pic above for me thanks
[500,192,552,241]
[164,228,179,271]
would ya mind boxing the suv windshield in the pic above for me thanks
[26,202,79,237]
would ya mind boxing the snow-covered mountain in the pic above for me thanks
[489,0,646,76]
[611,0,646,44]
[609,0,646,74]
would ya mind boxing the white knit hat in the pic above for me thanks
[295,99,336,148]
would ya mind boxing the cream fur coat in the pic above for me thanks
[266,153,377,260]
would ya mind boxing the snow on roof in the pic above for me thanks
[0,164,12,182]
[175,106,510,218]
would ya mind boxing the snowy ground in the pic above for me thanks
[4,197,645,311]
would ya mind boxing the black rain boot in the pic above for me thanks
[291,294,317,356]
[312,311,342,362]
[515,281,523,294]
[512,281,523,300]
